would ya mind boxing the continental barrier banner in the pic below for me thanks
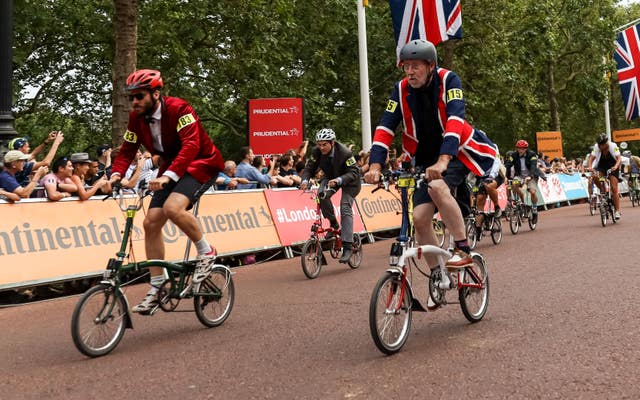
[0,192,281,289]
[263,188,366,246]
[0,199,147,288]
[356,184,403,232]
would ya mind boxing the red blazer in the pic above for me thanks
[112,96,224,183]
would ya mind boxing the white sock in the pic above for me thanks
[149,275,164,294]
[195,237,212,255]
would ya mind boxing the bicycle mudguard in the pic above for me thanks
[469,252,487,268]
[98,283,134,329]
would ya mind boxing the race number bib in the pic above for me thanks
[177,113,196,131]
[123,130,137,143]
[446,89,463,102]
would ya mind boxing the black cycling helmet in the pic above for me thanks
[596,133,608,145]
[399,39,437,65]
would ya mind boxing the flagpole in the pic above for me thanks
[357,0,372,152]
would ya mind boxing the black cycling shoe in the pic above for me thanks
[339,248,352,263]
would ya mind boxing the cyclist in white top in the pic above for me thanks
[587,134,622,220]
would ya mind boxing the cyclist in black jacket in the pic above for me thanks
[504,140,546,217]
[300,129,362,263]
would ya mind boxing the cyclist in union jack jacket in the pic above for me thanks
[364,39,497,285]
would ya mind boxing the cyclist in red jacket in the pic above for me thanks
[111,69,224,314]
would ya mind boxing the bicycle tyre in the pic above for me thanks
[528,212,537,231]
[301,239,322,279]
[459,255,489,323]
[589,198,596,215]
[610,203,617,225]
[348,234,363,269]
[433,220,446,248]
[329,237,341,259]
[509,211,520,234]
[490,218,502,244]
[194,266,235,328]
[71,284,127,358]
[465,220,477,250]
[369,272,412,355]
[599,203,607,227]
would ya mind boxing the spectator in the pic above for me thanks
[84,159,101,186]
[277,154,300,187]
[69,153,109,200]
[111,147,158,190]
[0,150,48,200]
[215,160,249,190]
[356,150,370,174]
[236,147,278,189]
[40,155,77,201]
[295,160,306,176]
[0,187,20,202]
[252,155,268,174]
[96,144,112,179]
[9,131,64,187]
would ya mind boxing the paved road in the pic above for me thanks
[2,201,640,399]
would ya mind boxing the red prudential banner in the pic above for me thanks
[263,188,366,246]
[247,98,304,157]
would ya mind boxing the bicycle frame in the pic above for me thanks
[383,172,485,304]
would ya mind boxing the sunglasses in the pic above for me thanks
[128,92,147,101]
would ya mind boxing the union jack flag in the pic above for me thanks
[614,23,640,121]
[389,0,462,64]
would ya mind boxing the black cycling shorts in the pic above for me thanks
[413,158,470,207]
[149,173,204,209]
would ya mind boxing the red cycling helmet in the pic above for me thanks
[125,69,163,91]
[515,139,529,148]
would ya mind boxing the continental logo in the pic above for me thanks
[386,100,398,113]
[162,205,274,243]
[123,130,137,143]
[177,113,196,131]
[358,196,402,218]
[0,219,123,256]
[446,89,463,102]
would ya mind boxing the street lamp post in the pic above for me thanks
[0,0,18,147]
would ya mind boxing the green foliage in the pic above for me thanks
[10,0,640,161]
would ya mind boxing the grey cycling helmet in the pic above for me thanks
[623,150,632,157]
[399,39,437,64]
[316,128,336,142]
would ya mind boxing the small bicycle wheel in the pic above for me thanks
[301,239,323,279]
[433,220,446,248]
[71,284,128,358]
[348,234,363,269]
[369,272,412,355]
[610,203,617,225]
[194,266,235,328]
[509,211,520,234]
[599,203,607,227]
[465,220,477,250]
[459,255,489,323]
[490,218,502,244]
[528,212,537,231]
[329,238,341,259]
